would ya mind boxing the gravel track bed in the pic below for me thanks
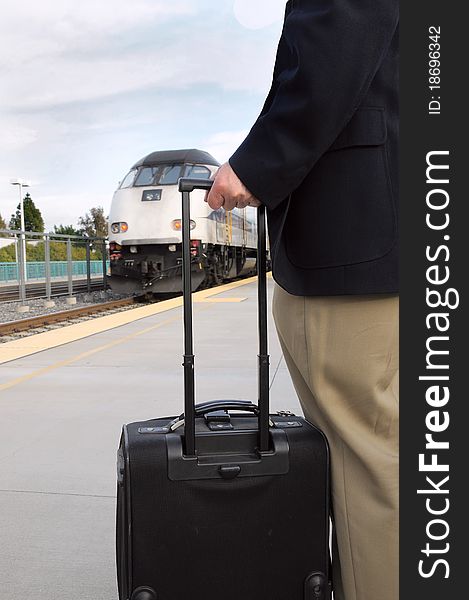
[0,290,131,325]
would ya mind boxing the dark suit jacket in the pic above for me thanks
[229,0,399,296]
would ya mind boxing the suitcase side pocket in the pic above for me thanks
[116,433,131,599]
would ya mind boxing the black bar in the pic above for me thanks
[102,241,107,291]
[400,5,465,598]
[181,189,196,457]
[257,205,270,452]
[86,241,91,294]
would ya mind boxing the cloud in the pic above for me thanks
[0,120,38,151]
[0,0,193,45]
[233,0,287,30]
[203,130,250,163]
[0,1,194,109]
[0,1,283,112]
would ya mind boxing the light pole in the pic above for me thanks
[10,178,30,284]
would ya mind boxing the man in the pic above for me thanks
[206,1,399,599]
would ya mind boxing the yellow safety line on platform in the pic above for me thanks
[0,275,265,365]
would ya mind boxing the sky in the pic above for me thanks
[0,0,287,231]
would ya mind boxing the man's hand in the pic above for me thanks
[206,162,261,211]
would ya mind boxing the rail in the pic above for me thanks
[0,297,137,336]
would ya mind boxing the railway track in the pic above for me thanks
[0,297,137,337]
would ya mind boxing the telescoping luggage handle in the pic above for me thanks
[178,177,270,457]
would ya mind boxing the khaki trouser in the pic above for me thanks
[272,284,399,600]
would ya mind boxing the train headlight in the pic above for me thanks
[171,219,196,231]
[130,246,138,254]
[111,222,129,233]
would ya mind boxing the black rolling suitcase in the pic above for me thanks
[116,178,332,600]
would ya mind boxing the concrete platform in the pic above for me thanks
[0,277,301,599]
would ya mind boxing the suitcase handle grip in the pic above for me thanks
[178,177,270,457]
[192,399,256,414]
[179,400,260,420]
[172,401,275,433]
[178,178,213,193]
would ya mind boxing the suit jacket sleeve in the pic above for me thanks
[229,0,399,209]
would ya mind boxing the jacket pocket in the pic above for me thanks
[328,107,387,151]
[284,107,397,270]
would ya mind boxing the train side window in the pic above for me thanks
[185,165,211,179]
[119,169,138,188]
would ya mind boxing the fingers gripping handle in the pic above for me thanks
[178,177,270,457]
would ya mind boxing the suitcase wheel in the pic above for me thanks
[130,586,157,600]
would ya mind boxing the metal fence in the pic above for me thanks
[0,260,107,283]
[0,229,109,305]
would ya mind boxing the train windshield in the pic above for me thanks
[134,164,183,187]
[119,163,211,189]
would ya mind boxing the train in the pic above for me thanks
[108,149,259,295]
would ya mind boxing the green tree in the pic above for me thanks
[78,206,108,239]
[0,243,16,261]
[53,224,82,237]
[0,213,7,237]
[9,193,45,232]
[0,240,101,262]
[78,207,108,259]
